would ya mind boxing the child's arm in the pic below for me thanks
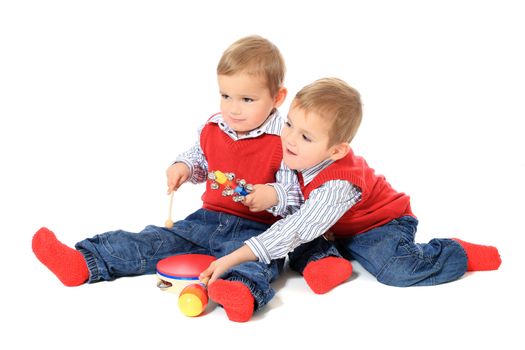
[243,161,302,215]
[200,245,257,284]
[248,180,360,264]
[167,126,209,193]
[201,180,361,282]
[166,162,191,193]
[243,184,279,212]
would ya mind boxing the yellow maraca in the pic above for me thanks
[178,277,210,317]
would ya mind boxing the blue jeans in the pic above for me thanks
[75,208,284,311]
[287,236,343,274]
[336,216,468,286]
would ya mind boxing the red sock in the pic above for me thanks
[208,280,254,322]
[453,238,501,271]
[32,227,89,286]
[303,257,353,294]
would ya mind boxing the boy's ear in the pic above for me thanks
[273,87,288,108]
[329,142,350,161]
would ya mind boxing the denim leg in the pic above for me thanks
[337,216,468,286]
[221,259,285,311]
[288,236,343,274]
[207,213,284,311]
[75,209,217,282]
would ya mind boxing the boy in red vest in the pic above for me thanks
[32,35,309,322]
[201,77,502,303]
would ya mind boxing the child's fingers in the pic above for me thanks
[167,184,178,194]
[208,272,219,284]
[243,194,254,207]
[200,265,220,284]
[199,266,213,281]
[167,176,185,194]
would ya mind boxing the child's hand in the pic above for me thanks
[166,162,191,194]
[200,245,257,284]
[199,257,231,285]
[242,184,278,212]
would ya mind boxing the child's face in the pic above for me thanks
[218,73,283,135]
[281,105,343,170]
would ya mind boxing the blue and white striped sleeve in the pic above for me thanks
[245,179,362,264]
[174,126,208,184]
[267,162,303,217]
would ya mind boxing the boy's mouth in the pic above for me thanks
[285,147,297,156]
[229,117,245,122]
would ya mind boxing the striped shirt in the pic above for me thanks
[175,110,302,217]
[245,159,363,264]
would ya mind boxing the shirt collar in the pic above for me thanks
[210,109,283,140]
[299,159,334,186]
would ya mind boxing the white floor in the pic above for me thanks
[15,257,521,350]
[2,1,524,349]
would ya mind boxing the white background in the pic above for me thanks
[1,1,524,349]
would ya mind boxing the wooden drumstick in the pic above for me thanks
[165,191,174,228]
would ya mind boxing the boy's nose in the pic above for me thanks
[231,102,241,115]
[284,135,296,147]
[290,132,302,145]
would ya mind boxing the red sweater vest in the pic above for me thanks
[200,122,283,224]
[301,149,414,237]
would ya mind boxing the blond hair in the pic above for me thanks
[293,77,362,145]
[217,35,286,97]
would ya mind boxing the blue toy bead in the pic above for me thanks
[234,186,248,196]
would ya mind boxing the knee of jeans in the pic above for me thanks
[376,266,412,287]
[376,273,415,287]
[375,256,429,287]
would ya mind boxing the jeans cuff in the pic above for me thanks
[223,273,266,312]
[78,248,98,283]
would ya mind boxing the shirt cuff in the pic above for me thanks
[245,237,272,265]
[266,183,286,217]
[173,157,196,183]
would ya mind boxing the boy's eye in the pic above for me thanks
[242,97,254,103]
[221,94,230,100]
[284,121,292,128]
[302,134,312,142]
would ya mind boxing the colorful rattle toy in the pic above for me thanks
[208,170,254,202]
[156,254,216,317]
[178,277,210,317]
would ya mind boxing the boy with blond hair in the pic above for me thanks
[202,77,501,301]
[32,35,311,323]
